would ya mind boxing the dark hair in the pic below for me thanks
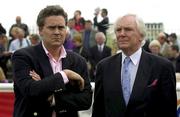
[85,20,92,24]
[37,5,67,28]
[169,33,177,39]
[163,32,169,39]
[102,8,108,15]
[30,34,40,41]
[75,10,81,15]
[171,45,179,52]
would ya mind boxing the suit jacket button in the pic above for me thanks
[33,112,38,116]
[59,109,67,113]
[55,88,63,92]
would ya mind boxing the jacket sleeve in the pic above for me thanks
[54,55,93,111]
[12,49,66,97]
[159,60,177,117]
[92,62,105,117]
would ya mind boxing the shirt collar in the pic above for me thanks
[98,43,104,47]
[122,48,142,65]
[42,41,67,61]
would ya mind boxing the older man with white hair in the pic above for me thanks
[89,32,111,81]
[92,14,177,117]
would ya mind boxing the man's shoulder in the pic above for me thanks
[10,39,18,44]
[104,45,111,50]
[13,45,37,56]
[66,50,84,60]
[90,45,97,50]
[21,23,28,27]
[99,53,119,64]
[91,29,98,34]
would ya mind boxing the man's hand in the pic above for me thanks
[29,69,84,91]
[29,70,41,81]
[63,69,84,91]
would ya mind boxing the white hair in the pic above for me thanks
[95,32,106,40]
[114,14,147,46]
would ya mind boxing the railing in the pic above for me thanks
[0,82,179,117]
[0,83,95,117]
[0,83,13,92]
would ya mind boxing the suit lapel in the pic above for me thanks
[62,51,73,70]
[35,43,53,77]
[128,51,151,104]
[116,54,127,111]
[107,53,126,113]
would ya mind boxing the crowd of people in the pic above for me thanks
[0,4,179,117]
[144,32,180,74]
[0,6,111,83]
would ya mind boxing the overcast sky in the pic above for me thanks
[1,0,180,34]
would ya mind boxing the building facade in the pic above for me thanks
[145,23,164,41]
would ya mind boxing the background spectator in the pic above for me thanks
[9,16,29,38]
[73,10,85,32]
[93,8,109,36]
[149,39,162,56]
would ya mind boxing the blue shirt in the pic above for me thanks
[121,48,142,92]
[9,38,30,52]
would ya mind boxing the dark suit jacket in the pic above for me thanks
[89,45,111,68]
[92,50,177,117]
[12,43,92,117]
[93,16,109,35]
[89,45,111,81]
[175,55,180,73]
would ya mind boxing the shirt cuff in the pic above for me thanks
[60,71,69,84]
[52,95,55,106]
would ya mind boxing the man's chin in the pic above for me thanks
[52,43,63,47]
[119,45,129,50]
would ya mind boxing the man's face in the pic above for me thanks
[115,15,142,54]
[74,11,80,19]
[157,34,166,45]
[16,16,21,24]
[96,36,104,45]
[67,20,75,28]
[85,22,92,30]
[39,16,66,48]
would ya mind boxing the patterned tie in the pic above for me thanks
[122,57,131,105]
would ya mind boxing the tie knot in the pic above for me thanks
[99,45,103,52]
[124,57,131,64]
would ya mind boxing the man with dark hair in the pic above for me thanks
[82,20,97,50]
[12,5,92,117]
[93,8,109,36]
[169,33,180,48]
[169,44,180,72]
